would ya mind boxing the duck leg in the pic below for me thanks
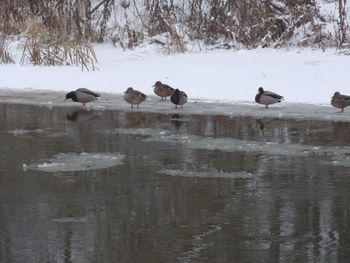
[265,105,269,109]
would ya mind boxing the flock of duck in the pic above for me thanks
[65,81,350,113]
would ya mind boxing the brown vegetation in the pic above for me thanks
[0,0,349,64]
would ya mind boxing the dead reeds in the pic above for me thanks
[0,0,349,56]
[20,19,97,71]
[0,36,14,64]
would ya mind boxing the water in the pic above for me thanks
[1,102,350,263]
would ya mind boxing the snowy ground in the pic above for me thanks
[0,45,350,106]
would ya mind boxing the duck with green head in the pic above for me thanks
[170,89,187,109]
[255,87,283,109]
[65,88,100,106]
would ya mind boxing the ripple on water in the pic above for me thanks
[23,152,125,172]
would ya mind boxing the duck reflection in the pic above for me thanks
[256,119,266,141]
[170,114,184,129]
[66,109,99,122]
[124,111,146,128]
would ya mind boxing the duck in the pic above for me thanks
[170,89,188,108]
[65,88,100,106]
[123,87,146,108]
[153,81,174,101]
[331,91,350,113]
[255,87,283,109]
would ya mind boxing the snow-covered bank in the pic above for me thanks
[1,89,350,123]
[1,45,350,105]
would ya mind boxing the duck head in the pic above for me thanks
[124,87,134,93]
[258,87,264,94]
[65,91,77,102]
[153,81,162,87]
[332,91,340,98]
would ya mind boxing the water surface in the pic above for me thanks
[0,102,350,263]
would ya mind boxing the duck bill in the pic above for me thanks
[64,98,69,102]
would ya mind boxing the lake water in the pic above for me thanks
[0,102,350,263]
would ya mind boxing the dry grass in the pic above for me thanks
[0,0,349,57]
[0,36,15,64]
[20,20,97,71]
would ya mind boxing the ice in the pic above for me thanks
[2,89,350,123]
[7,129,43,136]
[113,128,350,164]
[25,152,125,172]
[53,217,87,223]
[7,128,64,137]
[158,169,255,179]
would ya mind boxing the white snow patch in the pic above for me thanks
[1,46,349,105]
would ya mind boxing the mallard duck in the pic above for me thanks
[123,87,146,108]
[170,89,188,108]
[255,87,283,109]
[331,91,350,113]
[65,88,100,106]
[153,81,174,101]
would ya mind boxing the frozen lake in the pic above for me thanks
[1,93,350,262]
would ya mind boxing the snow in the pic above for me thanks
[1,45,350,105]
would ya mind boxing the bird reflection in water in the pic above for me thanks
[65,109,99,122]
[124,111,146,128]
[256,119,266,142]
[171,114,185,129]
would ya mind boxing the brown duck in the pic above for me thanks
[331,91,350,113]
[124,87,147,108]
[153,81,174,101]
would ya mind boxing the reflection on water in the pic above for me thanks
[65,108,100,122]
[1,103,350,263]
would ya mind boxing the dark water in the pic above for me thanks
[1,103,350,263]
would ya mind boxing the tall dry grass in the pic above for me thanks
[0,0,349,61]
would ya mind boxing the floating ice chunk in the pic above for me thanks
[37,162,65,168]
[25,152,125,172]
[8,128,45,136]
[112,128,350,162]
[7,129,32,136]
[53,217,86,223]
[158,169,255,179]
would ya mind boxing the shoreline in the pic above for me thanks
[0,89,348,122]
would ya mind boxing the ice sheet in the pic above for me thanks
[23,152,125,172]
[158,169,255,179]
[112,128,350,165]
